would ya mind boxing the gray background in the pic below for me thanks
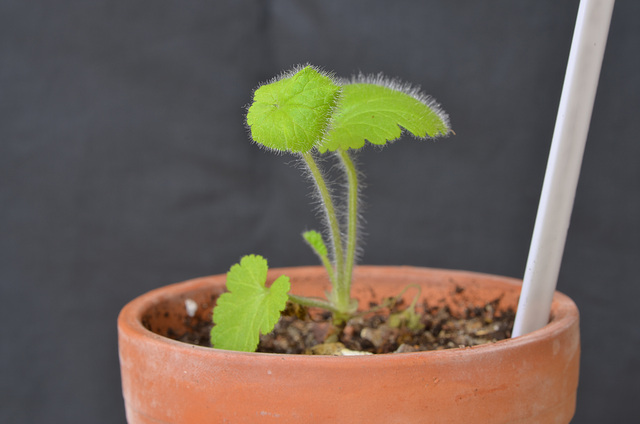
[2,1,638,422]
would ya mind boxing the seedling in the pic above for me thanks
[210,65,450,352]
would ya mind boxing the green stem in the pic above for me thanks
[336,148,359,297]
[301,151,348,312]
[302,231,337,286]
[395,284,422,310]
[287,294,341,314]
[318,252,337,286]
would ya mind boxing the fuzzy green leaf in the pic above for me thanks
[319,82,450,152]
[246,66,341,153]
[302,230,328,258]
[210,255,290,352]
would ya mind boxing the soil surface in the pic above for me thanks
[169,288,515,355]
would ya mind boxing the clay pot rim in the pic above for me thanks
[118,265,579,364]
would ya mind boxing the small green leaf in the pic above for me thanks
[246,66,341,153]
[319,80,450,152]
[210,255,290,352]
[302,230,328,258]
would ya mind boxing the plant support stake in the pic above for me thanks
[512,0,615,338]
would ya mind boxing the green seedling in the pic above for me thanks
[387,285,425,332]
[211,65,451,352]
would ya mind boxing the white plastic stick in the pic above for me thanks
[512,0,615,338]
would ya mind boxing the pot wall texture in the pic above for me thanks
[2,1,638,423]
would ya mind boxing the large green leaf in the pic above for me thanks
[210,255,290,352]
[246,66,341,153]
[319,82,450,152]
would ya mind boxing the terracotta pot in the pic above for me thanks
[118,266,580,423]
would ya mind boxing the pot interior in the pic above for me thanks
[138,266,527,349]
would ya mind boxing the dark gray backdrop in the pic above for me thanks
[1,1,638,422]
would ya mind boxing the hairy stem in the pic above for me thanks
[336,148,359,297]
[300,151,349,313]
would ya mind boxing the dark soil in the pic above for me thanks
[170,289,515,355]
